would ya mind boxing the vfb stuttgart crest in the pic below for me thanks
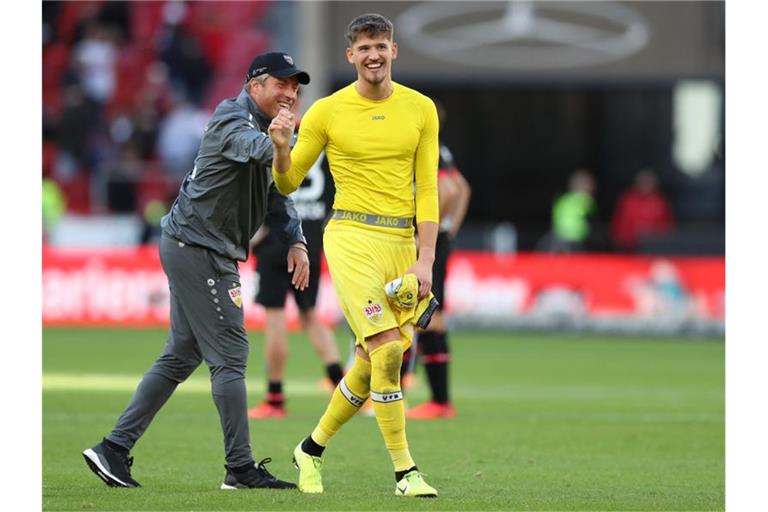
[363,302,383,323]
[228,286,243,308]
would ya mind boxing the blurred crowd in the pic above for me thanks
[42,1,689,255]
[42,1,273,228]
[539,167,675,254]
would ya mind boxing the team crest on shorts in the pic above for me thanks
[363,302,383,323]
[228,285,243,308]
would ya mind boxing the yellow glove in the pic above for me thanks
[384,273,419,311]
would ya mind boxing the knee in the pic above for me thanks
[347,354,372,383]
[369,340,403,384]
[152,353,200,383]
[210,364,246,384]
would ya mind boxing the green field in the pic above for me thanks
[43,327,724,511]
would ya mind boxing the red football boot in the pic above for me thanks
[247,402,287,419]
[406,401,456,420]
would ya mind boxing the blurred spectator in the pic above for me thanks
[55,84,101,173]
[611,168,674,252]
[539,169,596,253]
[103,142,143,212]
[627,259,702,320]
[42,178,67,241]
[139,198,167,245]
[42,1,62,45]
[156,2,212,104]
[42,0,262,220]
[130,96,162,160]
[95,1,131,43]
[108,68,172,162]
[157,91,208,178]
[73,22,119,104]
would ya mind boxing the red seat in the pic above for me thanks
[108,44,154,115]
[43,42,71,88]
[57,1,103,43]
[42,140,58,178]
[130,1,165,44]
[218,29,268,74]
[202,29,268,109]
[185,1,271,68]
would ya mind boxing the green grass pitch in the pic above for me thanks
[43,327,724,511]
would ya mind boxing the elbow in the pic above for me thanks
[274,181,297,196]
[272,170,298,195]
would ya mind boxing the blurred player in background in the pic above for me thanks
[406,100,471,420]
[248,101,343,418]
[269,13,440,498]
[82,52,311,491]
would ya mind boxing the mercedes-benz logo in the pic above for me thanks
[396,1,650,70]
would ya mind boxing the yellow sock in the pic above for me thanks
[369,340,415,472]
[311,355,371,446]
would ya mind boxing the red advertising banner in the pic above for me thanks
[42,247,724,329]
[42,246,343,329]
[445,252,724,320]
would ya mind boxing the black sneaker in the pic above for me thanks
[82,439,141,488]
[220,458,297,490]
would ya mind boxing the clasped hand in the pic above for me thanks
[268,108,294,148]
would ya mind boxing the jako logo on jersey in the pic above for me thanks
[228,286,243,308]
[364,303,383,323]
[339,211,368,223]
[375,216,400,227]
[371,115,385,120]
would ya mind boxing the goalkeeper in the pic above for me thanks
[269,13,440,498]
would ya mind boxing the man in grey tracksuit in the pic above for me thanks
[83,52,312,490]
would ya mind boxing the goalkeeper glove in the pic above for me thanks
[384,273,419,310]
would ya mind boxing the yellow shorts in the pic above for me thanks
[323,221,416,353]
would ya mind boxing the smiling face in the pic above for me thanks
[249,75,300,119]
[346,33,398,87]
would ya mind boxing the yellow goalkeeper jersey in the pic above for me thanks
[272,82,440,233]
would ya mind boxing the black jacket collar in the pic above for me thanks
[237,89,271,128]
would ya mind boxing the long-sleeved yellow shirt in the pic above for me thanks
[273,82,440,233]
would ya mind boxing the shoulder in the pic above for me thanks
[393,83,437,128]
[213,96,246,118]
[209,97,253,130]
[394,83,435,111]
[315,85,356,111]
[303,86,352,125]
[306,94,334,115]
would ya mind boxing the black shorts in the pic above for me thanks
[432,231,451,309]
[255,234,321,311]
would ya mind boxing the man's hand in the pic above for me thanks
[286,242,310,290]
[406,258,433,299]
[268,108,294,149]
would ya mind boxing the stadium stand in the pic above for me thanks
[43,1,272,215]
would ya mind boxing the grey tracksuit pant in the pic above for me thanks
[107,235,253,467]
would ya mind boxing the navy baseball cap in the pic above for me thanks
[246,52,310,84]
